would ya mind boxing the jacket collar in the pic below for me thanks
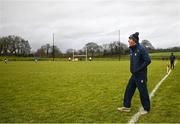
[129,43,139,52]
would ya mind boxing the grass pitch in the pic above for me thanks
[0,60,179,123]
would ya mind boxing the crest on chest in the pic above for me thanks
[130,49,139,57]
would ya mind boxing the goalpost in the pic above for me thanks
[72,47,88,61]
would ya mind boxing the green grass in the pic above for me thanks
[0,56,67,61]
[150,51,180,57]
[1,51,180,61]
[0,60,179,123]
[138,62,180,123]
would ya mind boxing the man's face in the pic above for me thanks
[128,38,136,47]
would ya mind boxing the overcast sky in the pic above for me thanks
[0,0,180,52]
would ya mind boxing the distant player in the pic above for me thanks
[89,57,92,61]
[4,57,8,64]
[169,53,175,69]
[68,57,71,61]
[34,57,38,63]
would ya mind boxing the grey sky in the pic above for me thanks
[0,0,180,52]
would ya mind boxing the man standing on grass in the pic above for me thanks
[117,32,151,115]
[169,52,176,69]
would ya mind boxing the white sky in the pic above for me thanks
[0,0,180,52]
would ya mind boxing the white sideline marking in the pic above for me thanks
[128,62,177,124]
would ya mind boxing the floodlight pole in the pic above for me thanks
[118,30,121,61]
[86,47,88,61]
[73,49,74,61]
[52,33,55,61]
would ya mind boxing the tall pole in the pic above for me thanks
[73,49,74,61]
[118,30,121,61]
[53,33,55,61]
[86,47,87,61]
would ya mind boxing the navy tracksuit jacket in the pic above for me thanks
[123,43,151,111]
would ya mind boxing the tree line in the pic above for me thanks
[65,40,155,58]
[69,41,129,57]
[1,35,180,58]
[0,35,31,56]
[34,44,63,57]
[36,41,130,58]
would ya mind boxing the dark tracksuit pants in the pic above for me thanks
[170,61,175,69]
[123,74,150,111]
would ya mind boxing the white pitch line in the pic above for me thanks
[128,62,177,124]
